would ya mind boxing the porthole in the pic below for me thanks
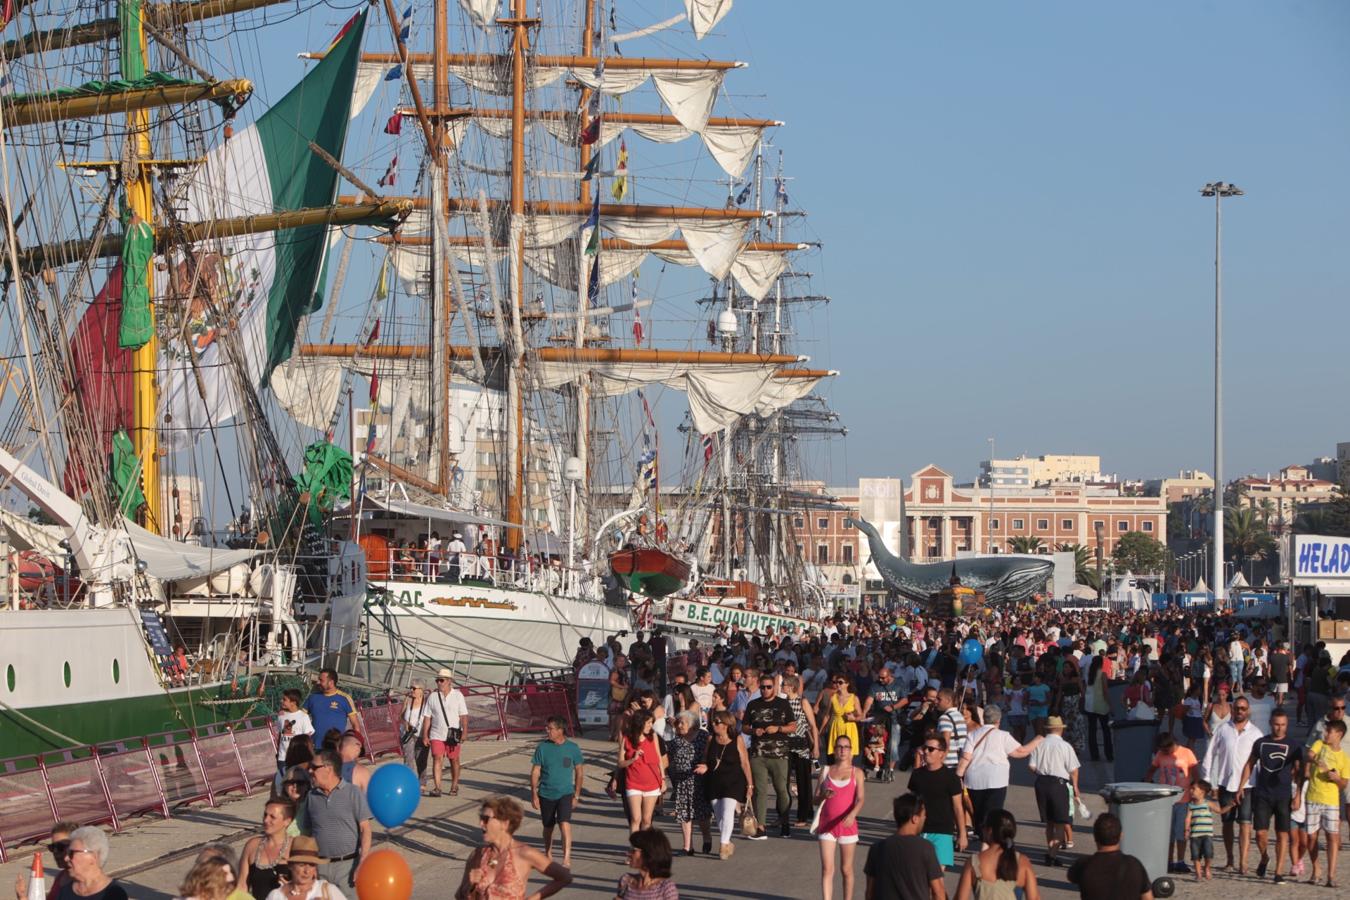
[5,664,13,692]
[63,661,71,688]
[112,658,121,684]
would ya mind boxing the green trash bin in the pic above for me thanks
[1099,782,1182,898]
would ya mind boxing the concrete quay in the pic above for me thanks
[3,733,1345,899]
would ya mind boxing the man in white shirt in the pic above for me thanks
[957,705,1041,838]
[421,668,469,797]
[1027,716,1081,867]
[445,532,467,582]
[1244,678,1276,735]
[1202,696,1263,873]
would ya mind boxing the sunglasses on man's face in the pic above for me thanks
[48,841,70,855]
[920,745,942,754]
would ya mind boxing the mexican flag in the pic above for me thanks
[160,11,366,447]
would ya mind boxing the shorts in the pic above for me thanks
[1189,835,1214,860]
[1303,801,1341,835]
[624,788,662,798]
[817,832,859,844]
[430,739,461,759]
[539,795,574,827]
[1034,775,1072,825]
[1219,788,1252,825]
[1170,803,1188,842]
[1252,793,1292,832]
[921,832,955,867]
[1272,682,1289,695]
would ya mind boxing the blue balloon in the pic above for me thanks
[367,763,421,828]
[959,638,984,666]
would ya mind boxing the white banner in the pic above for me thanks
[1292,535,1350,581]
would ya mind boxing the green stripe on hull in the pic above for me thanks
[1,681,266,758]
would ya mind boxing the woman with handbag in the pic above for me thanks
[783,675,821,826]
[814,734,865,900]
[703,711,752,860]
[399,681,430,788]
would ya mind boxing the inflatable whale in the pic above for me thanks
[850,517,1053,607]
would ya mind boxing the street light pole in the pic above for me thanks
[1200,181,1243,609]
[986,437,995,554]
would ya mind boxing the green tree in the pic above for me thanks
[1056,542,1100,591]
[1008,535,1044,554]
[1224,506,1276,566]
[1113,531,1169,576]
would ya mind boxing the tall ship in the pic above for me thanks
[275,0,842,680]
[0,2,384,755]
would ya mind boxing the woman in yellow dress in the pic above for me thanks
[825,675,861,759]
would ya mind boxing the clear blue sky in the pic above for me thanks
[249,1,1350,487]
[719,0,1350,484]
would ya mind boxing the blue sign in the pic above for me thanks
[1293,536,1350,579]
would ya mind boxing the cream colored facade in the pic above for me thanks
[1145,470,1215,505]
[982,453,1105,488]
[1236,465,1338,535]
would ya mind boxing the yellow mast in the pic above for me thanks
[122,0,159,532]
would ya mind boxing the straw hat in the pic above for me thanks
[287,836,325,865]
[436,668,454,680]
[1045,716,1067,731]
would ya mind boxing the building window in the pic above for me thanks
[990,519,999,530]
[1142,520,1154,532]
[843,544,854,565]
[1093,520,1104,533]
[1036,519,1049,530]
[794,517,804,528]
[818,517,829,530]
[1062,518,1073,530]
[1011,518,1024,530]
[1117,520,1128,532]
[816,544,829,565]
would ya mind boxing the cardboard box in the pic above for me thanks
[1337,619,1350,641]
[1318,619,1338,640]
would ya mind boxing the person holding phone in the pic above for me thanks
[275,690,314,790]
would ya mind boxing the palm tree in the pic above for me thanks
[1056,542,1099,591]
[1225,506,1276,566]
[1008,535,1043,554]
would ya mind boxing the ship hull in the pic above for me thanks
[0,608,262,757]
[359,578,631,682]
[608,549,691,599]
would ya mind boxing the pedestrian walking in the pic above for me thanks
[236,799,295,899]
[399,680,430,788]
[1304,718,1348,887]
[814,734,865,900]
[303,749,371,888]
[1183,778,1220,882]
[9,821,76,900]
[1236,707,1302,883]
[275,689,314,790]
[862,793,945,900]
[935,689,968,769]
[618,710,667,832]
[454,797,572,900]
[954,808,1041,900]
[1201,694,1262,873]
[530,716,585,868]
[666,711,712,856]
[1142,732,1198,875]
[422,668,469,797]
[908,731,966,868]
[1066,813,1153,900]
[743,672,795,838]
[863,666,907,782]
[1083,656,1113,762]
[703,710,752,859]
[956,705,1040,838]
[59,826,129,900]
[261,836,345,900]
[616,829,679,900]
[302,669,359,751]
[783,674,822,826]
[823,674,862,759]
[1027,716,1080,867]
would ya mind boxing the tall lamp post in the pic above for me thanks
[986,437,995,554]
[1200,181,1243,608]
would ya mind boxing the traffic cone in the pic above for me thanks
[26,852,44,900]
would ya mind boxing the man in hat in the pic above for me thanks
[1028,716,1082,867]
[445,531,467,582]
[305,749,371,887]
[422,668,469,796]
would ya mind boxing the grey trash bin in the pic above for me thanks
[1110,718,1159,782]
[1107,681,1128,720]
[1099,782,1181,898]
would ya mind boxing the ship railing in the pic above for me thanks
[369,549,605,600]
[0,683,579,861]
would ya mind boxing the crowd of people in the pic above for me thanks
[16,604,1350,900]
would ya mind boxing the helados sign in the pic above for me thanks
[669,598,818,635]
[1292,535,1350,579]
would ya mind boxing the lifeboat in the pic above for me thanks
[608,547,691,599]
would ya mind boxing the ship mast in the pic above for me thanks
[572,0,596,560]
[122,0,161,532]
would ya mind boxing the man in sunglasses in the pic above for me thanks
[11,822,77,900]
[305,748,373,888]
[1201,694,1263,874]
[1305,693,1346,750]
[743,676,796,838]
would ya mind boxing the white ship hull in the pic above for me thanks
[359,578,631,682]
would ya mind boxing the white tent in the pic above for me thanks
[1228,570,1250,590]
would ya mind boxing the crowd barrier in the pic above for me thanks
[0,683,576,861]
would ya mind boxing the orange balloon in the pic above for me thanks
[354,849,413,900]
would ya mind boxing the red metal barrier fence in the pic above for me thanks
[0,683,575,861]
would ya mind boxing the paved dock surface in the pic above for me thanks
[4,733,1345,899]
